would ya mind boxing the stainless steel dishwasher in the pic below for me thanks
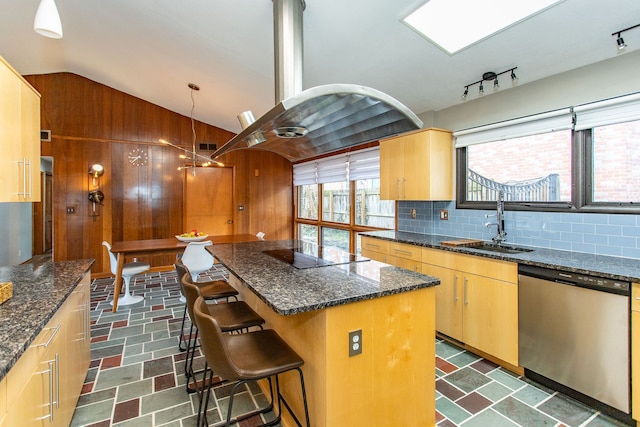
[518,265,631,423]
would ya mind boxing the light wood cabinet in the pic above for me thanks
[2,273,90,427]
[0,55,41,202]
[422,247,518,366]
[379,128,452,201]
[632,283,639,422]
[363,237,520,365]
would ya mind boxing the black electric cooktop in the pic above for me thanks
[263,245,369,269]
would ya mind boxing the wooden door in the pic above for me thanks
[32,172,53,255]
[0,59,22,202]
[184,167,234,235]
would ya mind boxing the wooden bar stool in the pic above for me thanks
[181,275,264,395]
[174,260,239,352]
[193,296,310,427]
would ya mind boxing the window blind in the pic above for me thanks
[293,162,317,186]
[574,92,640,130]
[293,147,381,185]
[317,156,348,184]
[454,108,573,148]
[348,147,380,180]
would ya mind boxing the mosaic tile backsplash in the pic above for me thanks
[397,201,640,260]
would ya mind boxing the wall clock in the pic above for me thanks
[127,148,149,166]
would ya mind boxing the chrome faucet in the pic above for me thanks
[485,191,507,244]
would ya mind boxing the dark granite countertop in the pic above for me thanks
[0,259,94,381]
[209,239,440,315]
[361,230,640,283]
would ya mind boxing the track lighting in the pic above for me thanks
[612,23,640,51]
[460,67,517,101]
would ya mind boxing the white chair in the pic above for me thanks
[102,241,150,306]
[256,231,266,240]
[181,241,214,282]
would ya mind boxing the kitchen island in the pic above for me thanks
[209,240,440,427]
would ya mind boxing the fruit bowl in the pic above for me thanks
[175,234,209,242]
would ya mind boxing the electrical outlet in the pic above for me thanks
[410,208,417,219]
[349,329,362,357]
[66,206,76,214]
[440,209,449,220]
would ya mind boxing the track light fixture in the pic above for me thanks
[612,23,640,51]
[461,67,518,101]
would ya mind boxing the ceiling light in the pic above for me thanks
[461,67,518,101]
[33,0,63,39]
[611,24,639,51]
[402,0,563,55]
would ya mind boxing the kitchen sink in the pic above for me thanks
[472,243,534,254]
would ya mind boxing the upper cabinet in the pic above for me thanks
[0,55,41,202]
[380,128,452,201]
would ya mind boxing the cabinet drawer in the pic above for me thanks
[361,237,389,254]
[389,242,422,261]
[632,283,640,312]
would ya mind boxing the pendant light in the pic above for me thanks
[34,0,63,39]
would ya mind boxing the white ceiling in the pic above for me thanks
[1,0,639,136]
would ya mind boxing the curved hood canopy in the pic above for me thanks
[211,0,422,162]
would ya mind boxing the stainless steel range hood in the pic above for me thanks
[211,0,423,162]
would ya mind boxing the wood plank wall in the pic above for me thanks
[25,73,293,275]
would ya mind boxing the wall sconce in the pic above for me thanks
[89,163,104,187]
[461,67,518,101]
[612,23,640,52]
[88,163,105,217]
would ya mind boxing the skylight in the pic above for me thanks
[402,0,564,55]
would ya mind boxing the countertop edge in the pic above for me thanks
[222,260,440,315]
[0,259,95,381]
[361,231,640,283]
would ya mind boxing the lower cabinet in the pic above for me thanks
[3,273,90,427]
[362,236,520,367]
[632,283,639,422]
[422,247,519,366]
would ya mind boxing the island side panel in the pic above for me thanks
[228,274,436,427]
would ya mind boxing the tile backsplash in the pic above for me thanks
[398,201,640,260]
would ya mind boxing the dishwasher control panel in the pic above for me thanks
[519,265,630,294]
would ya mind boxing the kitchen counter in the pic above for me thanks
[209,239,440,315]
[209,239,439,426]
[361,230,640,282]
[0,259,94,380]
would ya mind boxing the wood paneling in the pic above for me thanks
[25,73,293,274]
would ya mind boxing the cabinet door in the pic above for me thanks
[379,137,404,200]
[402,132,429,200]
[20,82,41,202]
[423,263,463,341]
[0,59,22,202]
[462,273,518,365]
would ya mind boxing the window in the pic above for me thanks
[589,120,640,204]
[456,93,640,213]
[293,147,395,253]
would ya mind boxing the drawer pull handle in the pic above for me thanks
[394,249,413,256]
[35,324,61,348]
[367,244,380,249]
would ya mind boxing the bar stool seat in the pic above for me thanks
[194,296,310,427]
[182,274,264,395]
